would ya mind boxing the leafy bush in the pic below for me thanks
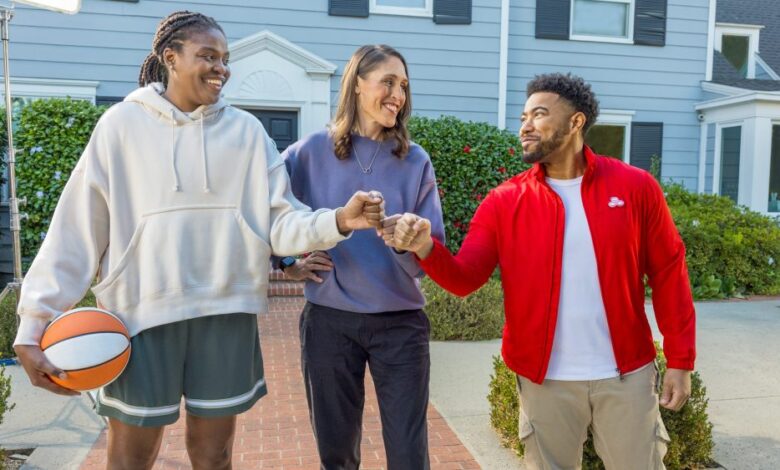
[422,277,504,341]
[0,291,97,359]
[0,296,15,359]
[0,364,14,460]
[409,115,529,251]
[0,366,12,425]
[488,345,714,469]
[665,183,780,299]
[15,98,106,263]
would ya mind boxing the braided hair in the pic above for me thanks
[138,11,224,87]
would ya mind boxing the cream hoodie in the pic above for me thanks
[14,84,346,345]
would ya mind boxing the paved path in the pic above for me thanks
[79,297,480,470]
[4,298,780,469]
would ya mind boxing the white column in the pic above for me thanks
[748,116,773,212]
[697,122,707,193]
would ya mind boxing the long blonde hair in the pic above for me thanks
[330,45,412,160]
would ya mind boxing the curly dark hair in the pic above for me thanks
[138,11,224,87]
[526,73,600,135]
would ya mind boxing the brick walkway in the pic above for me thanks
[81,297,480,469]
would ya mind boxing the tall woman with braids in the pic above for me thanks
[12,12,384,469]
[275,45,445,469]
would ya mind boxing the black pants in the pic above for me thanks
[300,302,431,470]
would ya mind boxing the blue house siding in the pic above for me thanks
[8,0,502,125]
[4,0,718,191]
[506,0,709,190]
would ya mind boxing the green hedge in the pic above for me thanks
[665,183,780,299]
[422,277,504,341]
[409,116,529,252]
[488,345,714,469]
[6,104,780,302]
[16,98,107,263]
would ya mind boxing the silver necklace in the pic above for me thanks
[353,140,382,174]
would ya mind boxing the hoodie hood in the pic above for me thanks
[124,83,228,124]
[124,83,229,192]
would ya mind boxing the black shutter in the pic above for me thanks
[434,0,472,25]
[634,0,667,46]
[630,122,663,171]
[535,0,571,40]
[329,0,369,18]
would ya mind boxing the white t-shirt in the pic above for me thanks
[544,176,619,381]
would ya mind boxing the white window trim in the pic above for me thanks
[570,0,635,45]
[767,120,780,214]
[756,54,780,80]
[593,109,633,163]
[370,0,433,18]
[714,22,763,79]
[712,121,743,198]
[0,77,98,103]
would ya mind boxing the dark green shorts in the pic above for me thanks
[95,313,266,427]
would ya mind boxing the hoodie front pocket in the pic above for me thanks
[92,206,271,311]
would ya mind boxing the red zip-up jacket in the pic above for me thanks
[420,146,696,383]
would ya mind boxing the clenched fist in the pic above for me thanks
[381,213,434,258]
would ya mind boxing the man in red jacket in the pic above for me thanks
[383,73,695,469]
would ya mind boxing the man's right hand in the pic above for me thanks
[282,251,333,283]
[381,213,434,259]
[14,344,80,396]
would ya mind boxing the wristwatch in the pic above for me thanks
[279,256,296,271]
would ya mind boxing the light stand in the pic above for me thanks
[0,1,102,418]
[0,6,22,313]
[0,0,81,313]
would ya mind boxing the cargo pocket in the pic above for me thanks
[519,412,543,468]
[519,413,535,440]
[653,415,671,468]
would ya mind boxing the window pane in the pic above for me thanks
[722,35,749,78]
[573,0,629,38]
[377,0,426,7]
[769,125,780,212]
[720,126,741,202]
[586,125,626,160]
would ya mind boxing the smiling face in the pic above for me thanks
[354,56,408,139]
[163,27,230,112]
[519,92,580,164]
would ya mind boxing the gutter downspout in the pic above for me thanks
[498,0,510,130]
[705,0,716,82]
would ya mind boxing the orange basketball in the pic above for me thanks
[40,307,131,391]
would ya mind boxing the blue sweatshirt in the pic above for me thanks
[279,130,445,313]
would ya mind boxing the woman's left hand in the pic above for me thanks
[283,251,333,283]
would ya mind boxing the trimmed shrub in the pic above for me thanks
[665,183,780,299]
[408,115,529,252]
[0,291,97,359]
[0,364,14,460]
[488,345,714,469]
[0,297,15,359]
[422,276,503,341]
[15,98,107,263]
[0,366,12,425]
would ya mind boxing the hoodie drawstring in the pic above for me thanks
[170,110,181,192]
[169,109,211,194]
[201,117,211,193]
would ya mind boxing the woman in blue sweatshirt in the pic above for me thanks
[277,45,445,470]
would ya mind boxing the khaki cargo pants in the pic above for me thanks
[516,363,670,470]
